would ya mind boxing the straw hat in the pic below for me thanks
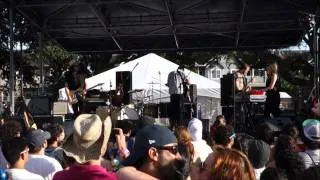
[63,114,112,163]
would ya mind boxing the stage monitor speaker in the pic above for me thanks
[25,96,52,115]
[220,74,235,106]
[189,84,197,103]
[116,71,132,105]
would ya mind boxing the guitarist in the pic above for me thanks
[167,65,190,97]
[166,65,190,128]
[65,60,87,119]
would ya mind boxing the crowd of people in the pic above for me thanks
[0,104,320,180]
[0,60,320,179]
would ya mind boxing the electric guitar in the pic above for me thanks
[67,83,104,105]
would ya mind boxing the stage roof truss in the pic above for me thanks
[2,0,318,53]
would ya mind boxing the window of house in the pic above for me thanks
[211,68,222,78]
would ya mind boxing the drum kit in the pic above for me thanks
[88,80,168,128]
[87,85,147,126]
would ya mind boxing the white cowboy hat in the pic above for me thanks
[63,114,112,163]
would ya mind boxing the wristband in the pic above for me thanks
[118,148,130,158]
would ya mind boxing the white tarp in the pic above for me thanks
[85,53,220,99]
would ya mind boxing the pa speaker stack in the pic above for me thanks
[220,73,235,106]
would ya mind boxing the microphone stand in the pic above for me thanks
[108,80,112,106]
[158,71,161,119]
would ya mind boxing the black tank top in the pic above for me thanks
[266,75,280,92]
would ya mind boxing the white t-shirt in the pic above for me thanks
[167,70,188,95]
[191,140,213,162]
[6,168,45,180]
[298,149,320,169]
[25,154,62,180]
[255,167,265,180]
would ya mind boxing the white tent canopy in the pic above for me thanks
[85,53,220,100]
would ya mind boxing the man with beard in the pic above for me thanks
[118,125,186,180]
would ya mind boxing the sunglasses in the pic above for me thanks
[156,145,179,155]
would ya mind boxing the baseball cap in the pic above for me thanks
[303,119,320,142]
[248,139,270,169]
[122,124,177,166]
[27,129,51,147]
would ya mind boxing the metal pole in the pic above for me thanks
[20,42,23,98]
[39,33,44,95]
[313,15,319,101]
[9,7,15,115]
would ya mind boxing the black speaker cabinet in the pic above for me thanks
[169,94,184,128]
[116,71,132,105]
[220,73,235,106]
[25,96,52,115]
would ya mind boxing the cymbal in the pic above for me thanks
[128,89,144,93]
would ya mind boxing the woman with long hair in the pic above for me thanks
[210,149,256,180]
[175,127,196,164]
[264,62,281,117]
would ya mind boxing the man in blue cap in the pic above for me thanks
[25,129,62,179]
[117,124,184,180]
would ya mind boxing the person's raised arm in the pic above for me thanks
[235,73,243,91]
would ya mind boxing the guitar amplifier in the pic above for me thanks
[53,101,69,115]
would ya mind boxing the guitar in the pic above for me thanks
[20,97,37,130]
[23,110,37,130]
[67,83,104,105]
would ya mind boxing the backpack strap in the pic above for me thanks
[304,151,318,166]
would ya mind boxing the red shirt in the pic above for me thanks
[53,164,117,180]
